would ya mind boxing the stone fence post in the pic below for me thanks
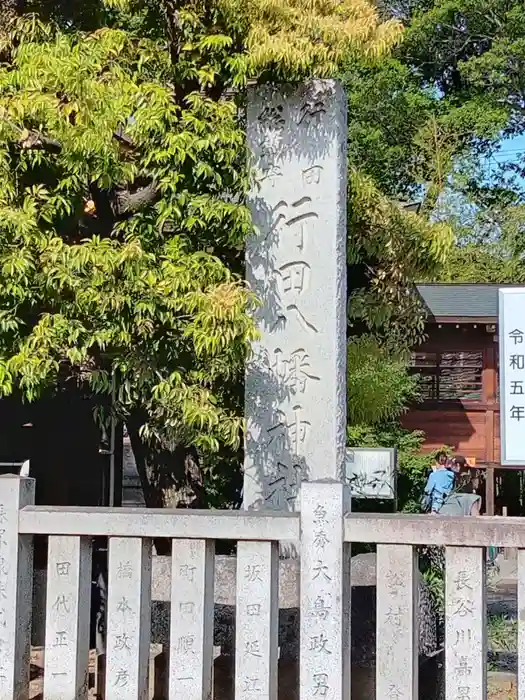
[300,481,350,700]
[0,475,35,700]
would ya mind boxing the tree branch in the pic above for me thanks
[163,0,183,69]
[19,129,62,153]
[14,123,159,227]
[15,123,133,155]
[113,181,159,216]
[84,180,160,236]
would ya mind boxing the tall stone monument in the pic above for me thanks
[243,81,348,522]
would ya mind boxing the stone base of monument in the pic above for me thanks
[30,552,442,700]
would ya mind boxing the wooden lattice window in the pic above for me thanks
[410,351,483,402]
[410,352,438,401]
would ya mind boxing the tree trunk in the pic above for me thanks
[127,410,205,555]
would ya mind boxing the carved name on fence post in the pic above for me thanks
[300,481,350,700]
[445,546,487,700]
[169,539,215,700]
[235,540,279,700]
[106,537,152,700]
[44,535,92,700]
[376,544,418,700]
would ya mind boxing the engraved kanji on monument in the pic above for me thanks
[235,541,279,700]
[376,545,418,700]
[243,81,347,518]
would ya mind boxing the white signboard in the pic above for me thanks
[345,448,396,499]
[499,288,525,465]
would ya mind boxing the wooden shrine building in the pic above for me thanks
[402,283,524,515]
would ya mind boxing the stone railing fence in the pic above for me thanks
[0,474,522,700]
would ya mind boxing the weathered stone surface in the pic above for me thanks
[22,505,299,541]
[213,654,443,700]
[28,550,440,700]
[122,435,145,507]
[44,536,92,700]
[376,545,418,700]
[244,81,348,515]
[106,537,152,699]
[445,547,487,700]
[169,539,214,700]
[300,483,350,700]
[235,541,279,700]
[0,475,34,700]
[163,553,437,664]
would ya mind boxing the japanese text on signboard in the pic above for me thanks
[507,328,525,422]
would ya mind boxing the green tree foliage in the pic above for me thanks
[436,181,525,282]
[402,0,525,135]
[11,0,402,80]
[347,335,419,425]
[441,244,525,283]
[339,14,456,350]
[343,58,436,200]
[344,0,525,514]
[346,334,432,514]
[336,6,455,474]
[0,19,258,456]
[344,0,525,292]
[348,171,453,347]
[395,0,525,281]
[373,0,522,151]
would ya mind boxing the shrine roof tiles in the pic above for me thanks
[415,283,511,320]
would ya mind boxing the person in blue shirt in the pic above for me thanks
[422,451,455,513]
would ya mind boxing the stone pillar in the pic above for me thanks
[106,537,152,700]
[445,546,486,700]
[44,536,92,700]
[243,81,348,521]
[376,544,418,700]
[169,539,215,700]
[235,541,279,700]
[0,475,34,700]
[300,481,350,700]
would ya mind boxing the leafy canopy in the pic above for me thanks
[0,22,256,450]
[99,0,403,81]
[394,0,525,283]
[0,0,400,454]
[341,0,525,301]
[347,335,419,425]
[348,171,453,346]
